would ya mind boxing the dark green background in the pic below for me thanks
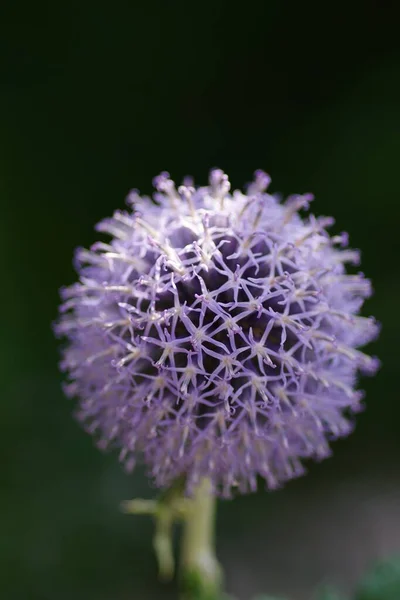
[1,2,399,599]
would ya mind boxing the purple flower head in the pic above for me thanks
[55,169,380,496]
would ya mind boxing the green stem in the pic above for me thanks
[180,478,223,600]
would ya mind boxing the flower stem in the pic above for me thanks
[180,478,223,600]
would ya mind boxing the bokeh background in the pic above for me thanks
[1,2,399,599]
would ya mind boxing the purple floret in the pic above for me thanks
[55,169,380,496]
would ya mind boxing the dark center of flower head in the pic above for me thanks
[130,204,312,424]
[147,230,304,416]
[56,169,380,494]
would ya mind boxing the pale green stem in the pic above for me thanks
[122,478,224,598]
[122,483,188,582]
[180,478,223,600]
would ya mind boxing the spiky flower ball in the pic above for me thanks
[55,169,379,496]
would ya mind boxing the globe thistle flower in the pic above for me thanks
[55,169,380,497]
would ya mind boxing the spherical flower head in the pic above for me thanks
[55,169,380,496]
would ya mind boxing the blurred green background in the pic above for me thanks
[1,2,399,599]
